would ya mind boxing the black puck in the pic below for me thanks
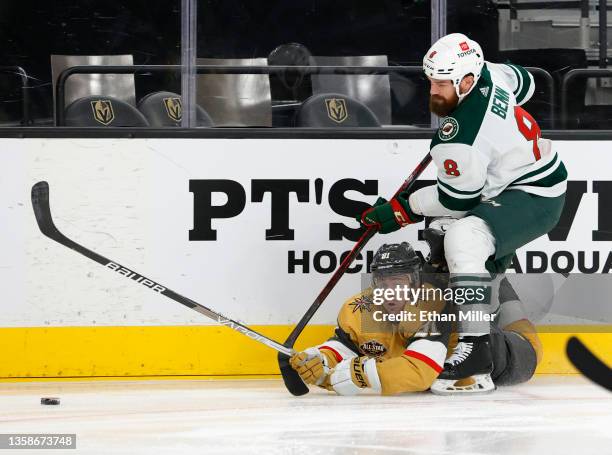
[41,397,60,405]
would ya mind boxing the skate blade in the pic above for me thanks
[430,374,496,396]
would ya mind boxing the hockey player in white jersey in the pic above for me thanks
[358,33,567,394]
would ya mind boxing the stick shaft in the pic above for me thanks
[278,152,433,395]
[31,181,293,356]
[566,336,612,392]
[284,152,432,347]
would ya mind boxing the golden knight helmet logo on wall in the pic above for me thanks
[91,100,115,126]
[325,98,348,123]
[163,97,182,122]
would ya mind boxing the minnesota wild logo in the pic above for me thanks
[325,98,348,123]
[439,117,459,141]
[163,97,182,122]
[91,100,114,125]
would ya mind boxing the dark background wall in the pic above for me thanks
[0,0,499,124]
[0,1,181,123]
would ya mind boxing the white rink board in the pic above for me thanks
[0,138,609,327]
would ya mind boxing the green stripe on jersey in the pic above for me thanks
[450,275,493,284]
[449,275,493,305]
[507,63,523,96]
[438,188,481,211]
[507,64,532,104]
[511,153,558,185]
[437,179,485,196]
[511,160,568,189]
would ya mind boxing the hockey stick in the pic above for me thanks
[279,152,433,396]
[31,181,294,357]
[566,336,612,392]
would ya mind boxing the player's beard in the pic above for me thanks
[429,92,459,117]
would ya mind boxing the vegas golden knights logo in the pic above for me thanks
[325,98,348,123]
[91,100,114,125]
[163,97,182,122]
[348,295,374,313]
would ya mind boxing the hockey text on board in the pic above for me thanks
[188,178,612,274]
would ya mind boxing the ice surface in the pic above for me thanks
[0,376,610,455]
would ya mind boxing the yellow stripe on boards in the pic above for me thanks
[0,325,334,379]
[536,327,612,374]
[0,325,609,380]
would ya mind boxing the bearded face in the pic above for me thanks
[429,91,459,117]
[428,76,473,117]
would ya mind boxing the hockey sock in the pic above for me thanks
[449,273,493,337]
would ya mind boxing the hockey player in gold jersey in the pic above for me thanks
[290,219,542,395]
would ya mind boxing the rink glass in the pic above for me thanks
[0,2,607,129]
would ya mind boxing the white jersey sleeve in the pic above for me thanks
[408,184,467,217]
[486,61,535,106]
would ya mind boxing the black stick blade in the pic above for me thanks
[31,181,57,236]
[31,181,49,208]
[566,336,612,392]
[31,181,67,242]
[278,352,309,396]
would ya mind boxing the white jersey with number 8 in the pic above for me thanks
[425,61,567,213]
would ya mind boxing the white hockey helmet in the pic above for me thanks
[423,33,484,100]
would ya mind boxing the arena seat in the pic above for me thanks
[64,96,149,127]
[268,42,313,127]
[137,91,213,127]
[51,54,136,123]
[296,93,381,127]
[389,72,430,128]
[196,58,272,126]
[497,49,587,129]
[268,42,312,99]
[310,55,391,125]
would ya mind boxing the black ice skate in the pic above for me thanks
[431,335,496,395]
